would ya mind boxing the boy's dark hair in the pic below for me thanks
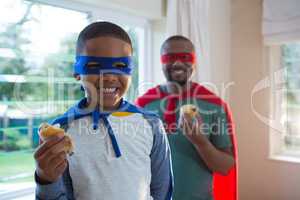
[76,21,132,55]
[161,35,195,54]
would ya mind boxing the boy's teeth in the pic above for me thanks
[103,88,117,93]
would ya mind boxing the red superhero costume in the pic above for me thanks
[136,82,238,200]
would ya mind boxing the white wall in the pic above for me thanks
[230,0,300,199]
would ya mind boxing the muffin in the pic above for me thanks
[39,123,74,155]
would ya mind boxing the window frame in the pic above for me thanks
[269,45,300,163]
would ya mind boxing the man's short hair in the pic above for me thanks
[161,35,195,54]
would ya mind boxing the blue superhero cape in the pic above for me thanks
[51,98,156,158]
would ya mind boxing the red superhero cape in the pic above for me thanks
[135,82,238,200]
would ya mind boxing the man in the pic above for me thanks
[136,35,237,200]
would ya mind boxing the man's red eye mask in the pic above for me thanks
[161,52,196,64]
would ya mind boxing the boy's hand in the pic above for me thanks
[34,136,69,183]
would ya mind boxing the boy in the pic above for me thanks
[136,35,237,200]
[34,22,173,200]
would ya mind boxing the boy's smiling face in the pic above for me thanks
[79,36,132,111]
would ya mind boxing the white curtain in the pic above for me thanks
[166,0,211,83]
[263,0,300,44]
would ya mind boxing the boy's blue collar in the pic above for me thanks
[51,98,155,158]
[74,98,136,116]
[51,98,149,126]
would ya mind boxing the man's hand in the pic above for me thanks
[34,136,69,183]
[179,112,235,175]
[179,113,209,146]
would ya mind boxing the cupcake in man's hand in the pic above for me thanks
[180,104,198,118]
[179,104,199,129]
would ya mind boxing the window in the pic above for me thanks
[269,43,300,162]
[0,0,151,199]
[281,43,300,152]
[0,1,89,198]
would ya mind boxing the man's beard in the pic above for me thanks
[166,75,188,86]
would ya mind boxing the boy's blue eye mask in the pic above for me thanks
[74,56,133,75]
